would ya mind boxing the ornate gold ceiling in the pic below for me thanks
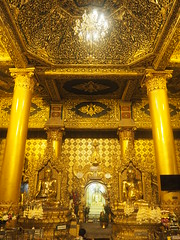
[0,0,179,101]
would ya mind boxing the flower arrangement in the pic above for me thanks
[0,209,17,224]
[23,203,43,220]
[136,205,161,224]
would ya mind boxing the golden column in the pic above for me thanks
[45,104,65,202]
[143,69,179,203]
[46,128,65,159]
[0,68,35,212]
[45,103,65,159]
[117,127,135,160]
[118,101,136,160]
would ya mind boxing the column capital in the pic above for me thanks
[9,67,36,92]
[46,127,65,141]
[142,69,173,94]
[117,126,136,134]
[117,127,136,140]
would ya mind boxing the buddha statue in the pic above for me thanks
[36,167,59,206]
[122,166,142,202]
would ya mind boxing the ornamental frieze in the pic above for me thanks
[0,97,49,129]
[133,98,180,129]
[64,99,120,129]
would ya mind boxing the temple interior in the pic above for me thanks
[0,0,180,239]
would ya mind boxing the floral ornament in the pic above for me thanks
[0,208,17,223]
[23,203,43,220]
[136,205,162,224]
[124,202,135,216]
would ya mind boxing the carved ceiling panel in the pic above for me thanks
[0,69,14,96]
[170,41,180,64]
[0,41,11,62]
[56,78,126,99]
[0,0,179,102]
[5,0,175,65]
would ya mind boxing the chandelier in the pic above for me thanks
[74,9,109,44]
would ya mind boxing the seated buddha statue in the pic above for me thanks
[36,167,59,207]
[122,166,142,202]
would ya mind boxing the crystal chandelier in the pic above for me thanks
[74,9,109,43]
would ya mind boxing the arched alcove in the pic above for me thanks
[85,181,107,218]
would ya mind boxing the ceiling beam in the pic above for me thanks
[153,0,180,70]
[121,79,138,101]
[0,2,28,68]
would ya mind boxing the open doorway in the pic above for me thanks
[85,182,107,219]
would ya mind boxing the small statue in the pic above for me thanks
[122,166,142,202]
[36,167,58,205]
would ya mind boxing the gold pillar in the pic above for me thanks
[46,128,64,159]
[45,103,65,159]
[143,69,179,202]
[0,68,35,211]
[117,127,135,160]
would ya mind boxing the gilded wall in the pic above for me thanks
[0,96,180,194]
[0,136,180,200]
[132,98,180,129]
[0,97,180,129]
[0,97,49,129]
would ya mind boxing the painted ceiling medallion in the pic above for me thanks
[73,81,110,93]
[63,79,118,95]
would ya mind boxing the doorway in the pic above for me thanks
[85,182,107,219]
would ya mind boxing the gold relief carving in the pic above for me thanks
[170,41,180,63]
[169,98,180,129]
[132,100,152,129]
[24,139,70,208]
[161,200,180,217]
[0,35,11,61]
[0,97,12,128]
[0,97,48,129]
[46,128,64,141]
[117,128,135,141]
[0,6,28,68]
[64,99,120,129]
[10,68,35,92]
[44,67,144,75]
[133,98,180,129]
[80,103,104,117]
[175,139,180,172]
[24,139,48,198]
[28,98,49,129]
[73,81,109,93]
[9,0,171,65]
[145,75,167,93]
[0,139,6,171]
[134,139,156,175]
[143,70,172,94]
[62,138,121,194]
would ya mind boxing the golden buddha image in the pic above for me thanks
[36,167,57,200]
[122,166,142,202]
